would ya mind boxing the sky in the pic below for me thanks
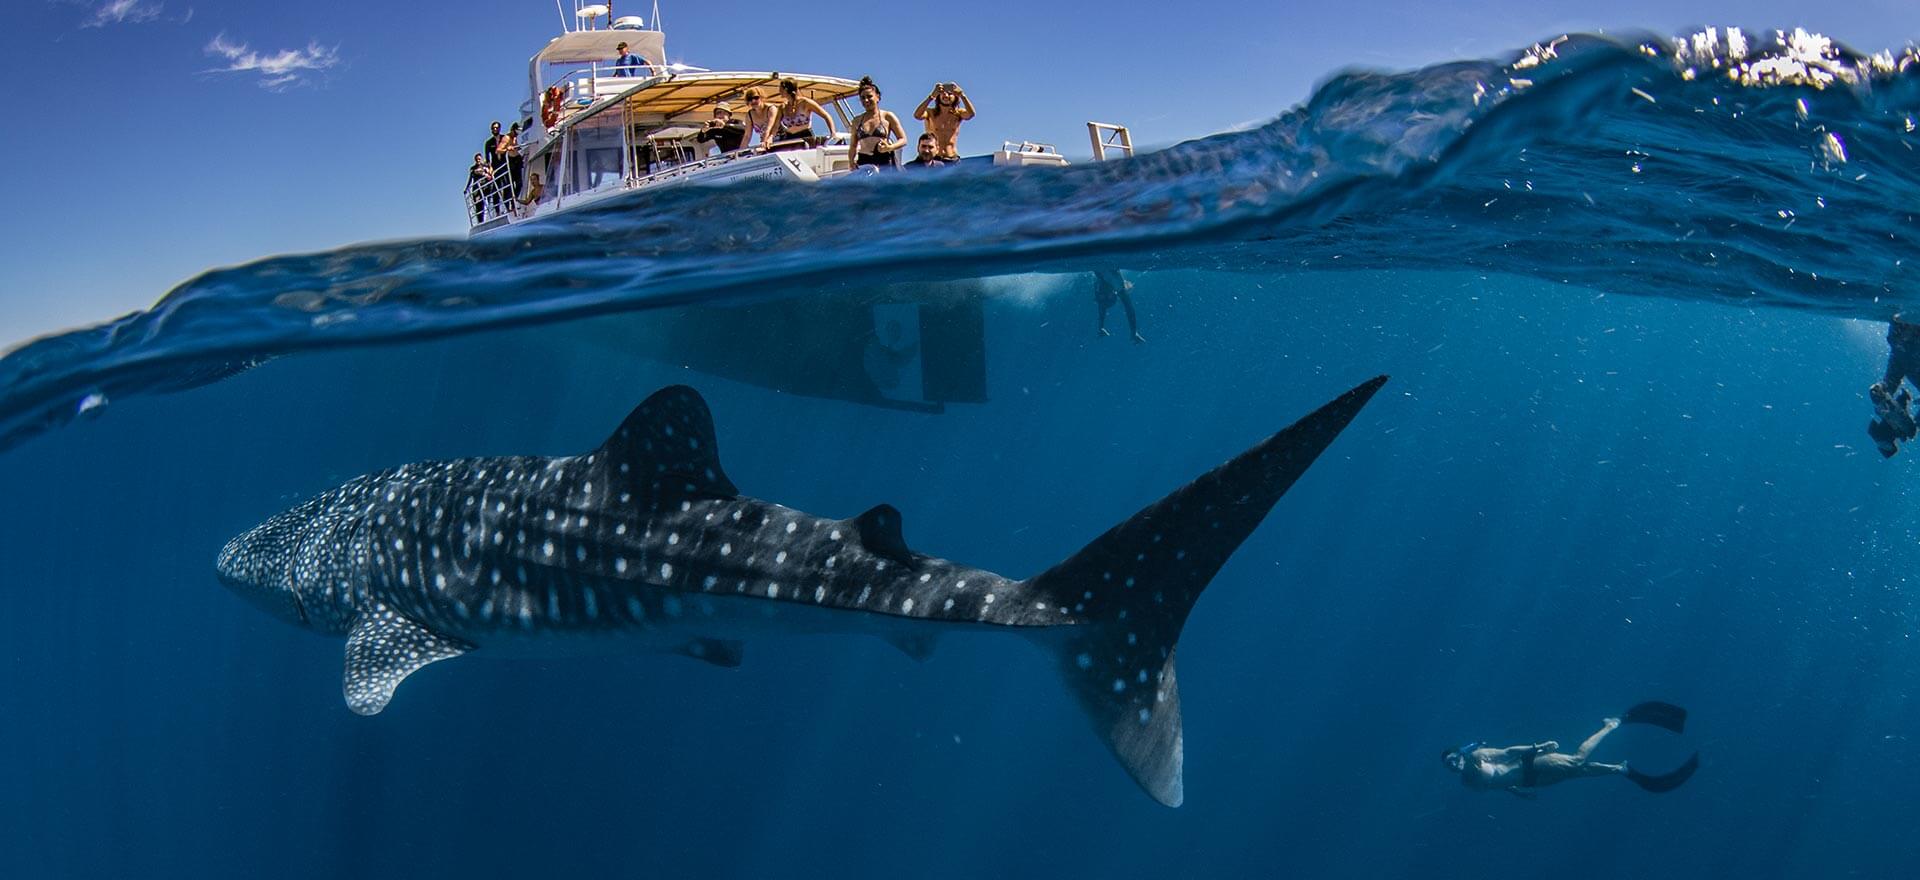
[4,0,1920,346]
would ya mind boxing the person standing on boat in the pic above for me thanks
[465,152,493,223]
[499,122,524,201]
[483,121,510,216]
[769,79,834,151]
[613,41,645,77]
[742,89,778,150]
[697,102,748,154]
[848,77,908,170]
[914,82,976,161]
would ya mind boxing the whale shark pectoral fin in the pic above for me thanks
[596,386,739,501]
[674,638,744,668]
[342,606,470,716]
[849,504,916,566]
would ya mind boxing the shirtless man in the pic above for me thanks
[1442,702,1699,797]
[914,82,976,160]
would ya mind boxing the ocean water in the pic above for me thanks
[3,29,1919,879]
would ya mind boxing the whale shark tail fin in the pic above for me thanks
[1022,376,1389,807]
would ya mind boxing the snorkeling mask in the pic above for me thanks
[1442,741,1480,770]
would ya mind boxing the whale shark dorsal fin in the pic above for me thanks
[849,504,916,566]
[597,386,739,501]
[342,604,470,715]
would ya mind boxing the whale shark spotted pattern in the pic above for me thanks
[217,378,1387,806]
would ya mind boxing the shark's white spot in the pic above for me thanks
[956,580,967,590]
[399,570,410,587]
[615,523,627,536]
[1138,709,1152,725]
[775,551,787,564]
[583,590,599,619]
[660,563,674,580]
[1112,679,1127,693]
[703,575,718,590]
[393,538,405,551]
[1137,669,1149,683]
[720,543,732,556]
[785,522,797,534]
[1125,577,1136,588]
[825,556,837,569]
[1035,602,1048,610]
[814,586,826,603]
[545,509,556,522]
[680,501,691,513]
[902,598,915,613]
[575,546,587,562]
[434,573,447,591]
[1076,653,1093,670]
[668,532,680,545]
[829,530,842,541]
[857,586,872,604]
[543,540,556,558]
[983,593,995,603]
[919,573,932,583]
[767,584,780,599]
[616,557,629,574]
[1127,632,1138,645]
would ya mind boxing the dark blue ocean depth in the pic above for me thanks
[3,269,1915,878]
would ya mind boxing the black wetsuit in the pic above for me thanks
[1869,319,1920,456]
[696,120,748,153]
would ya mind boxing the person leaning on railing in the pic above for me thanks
[768,78,834,151]
[465,152,493,223]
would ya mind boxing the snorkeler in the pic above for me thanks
[1441,701,1699,797]
[1868,317,1920,457]
[1093,270,1144,344]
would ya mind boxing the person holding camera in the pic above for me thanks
[697,102,748,155]
[914,81,976,160]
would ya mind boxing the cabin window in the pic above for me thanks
[565,122,625,194]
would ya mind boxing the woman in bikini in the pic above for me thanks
[847,76,907,170]
[742,88,779,150]
[769,78,834,151]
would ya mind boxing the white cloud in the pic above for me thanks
[81,0,164,27]
[204,32,340,91]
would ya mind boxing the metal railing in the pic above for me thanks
[1088,122,1134,161]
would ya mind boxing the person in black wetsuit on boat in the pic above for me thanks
[1441,702,1700,797]
[1093,269,1144,344]
[1868,317,1920,457]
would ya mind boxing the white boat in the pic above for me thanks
[465,1,1085,234]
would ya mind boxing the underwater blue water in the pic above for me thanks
[4,28,1920,879]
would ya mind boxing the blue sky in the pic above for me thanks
[5,0,1920,345]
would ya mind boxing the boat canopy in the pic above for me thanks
[606,71,861,124]
[529,29,665,91]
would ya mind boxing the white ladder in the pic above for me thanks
[1087,122,1134,161]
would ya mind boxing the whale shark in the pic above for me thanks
[217,377,1387,806]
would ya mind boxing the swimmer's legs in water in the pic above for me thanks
[1573,717,1622,760]
[1091,270,1145,344]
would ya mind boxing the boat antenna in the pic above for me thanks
[651,0,661,30]
[555,0,569,32]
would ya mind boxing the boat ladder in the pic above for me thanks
[1087,122,1134,161]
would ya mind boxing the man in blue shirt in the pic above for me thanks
[613,42,645,77]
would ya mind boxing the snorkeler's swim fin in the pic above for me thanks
[1625,753,1699,793]
[1622,701,1687,734]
